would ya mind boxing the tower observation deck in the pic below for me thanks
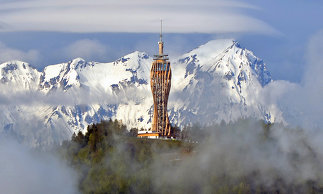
[138,21,172,138]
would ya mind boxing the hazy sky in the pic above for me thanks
[0,0,322,82]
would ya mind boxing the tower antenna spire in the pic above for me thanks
[160,19,163,42]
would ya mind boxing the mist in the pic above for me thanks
[260,30,323,130]
[0,137,78,194]
[66,118,323,193]
[149,120,323,193]
[0,83,150,106]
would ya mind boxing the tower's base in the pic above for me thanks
[137,131,160,139]
[137,131,176,139]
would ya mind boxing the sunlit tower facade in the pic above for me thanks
[151,21,172,137]
[138,21,172,138]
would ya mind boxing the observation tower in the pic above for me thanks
[138,21,172,138]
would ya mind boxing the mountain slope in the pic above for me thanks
[169,40,273,127]
[0,61,40,91]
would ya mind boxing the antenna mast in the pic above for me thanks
[160,19,163,43]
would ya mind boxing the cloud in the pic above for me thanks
[155,120,323,191]
[0,137,78,194]
[0,42,40,64]
[0,21,8,29]
[0,83,149,106]
[303,30,323,86]
[63,39,109,61]
[0,0,278,34]
[261,29,323,129]
[97,118,323,192]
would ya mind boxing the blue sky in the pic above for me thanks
[0,0,322,82]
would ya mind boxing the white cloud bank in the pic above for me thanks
[261,30,323,130]
[0,138,78,194]
[63,39,109,61]
[0,42,40,64]
[0,0,278,34]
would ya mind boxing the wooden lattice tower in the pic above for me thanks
[150,20,172,137]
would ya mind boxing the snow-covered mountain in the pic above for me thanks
[0,39,281,148]
[0,60,40,91]
[169,40,274,126]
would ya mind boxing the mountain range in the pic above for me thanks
[0,39,283,148]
